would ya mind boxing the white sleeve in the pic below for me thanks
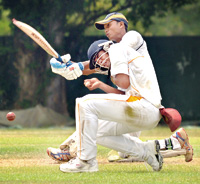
[121,31,144,50]
[108,44,129,77]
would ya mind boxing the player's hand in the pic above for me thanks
[50,57,84,80]
[84,78,101,90]
[61,54,71,64]
[64,63,84,80]
[50,57,67,75]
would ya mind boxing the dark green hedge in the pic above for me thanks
[1,36,200,123]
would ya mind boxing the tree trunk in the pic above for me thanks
[13,26,69,115]
[13,32,46,108]
[45,11,69,115]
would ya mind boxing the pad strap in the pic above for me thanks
[165,138,173,150]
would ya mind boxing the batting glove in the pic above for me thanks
[50,58,84,80]
[50,58,67,74]
[61,53,84,80]
[64,63,84,80]
[61,54,71,64]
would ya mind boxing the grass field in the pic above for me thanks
[0,126,200,184]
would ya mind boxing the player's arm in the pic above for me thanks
[111,74,130,89]
[121,31,144,50]
[50,55,103,80]
[81,60,96,75]
[84,78,125,94]
[109,43,130,89]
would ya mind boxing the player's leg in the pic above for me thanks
[108,128,193,162]
[96,120,163,171]
[59,131,77,150]
[49,95,159,164]
[59,121,163,172]
[47,131,77,162]
[158,128,193,162]
[47,147,72,162]
[75,93,161,160]
[47,120,133,163]
[60,93,162,172]
[107,131,142,162]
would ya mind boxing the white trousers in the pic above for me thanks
[76,93,161,160]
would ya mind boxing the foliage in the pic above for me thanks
[147,1,200,36]
[0,9,11,35]
[0,1,199,36]
[0,0,198,37]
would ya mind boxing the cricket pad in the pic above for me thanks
[159,108,182,132]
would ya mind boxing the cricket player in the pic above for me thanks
[57,39,164,172]
[47,12,193,163]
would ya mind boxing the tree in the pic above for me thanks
[146,1,200,36]
[0,0,197,115]
[1,0,70,114]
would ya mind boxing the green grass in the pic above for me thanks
[0,126,200,184]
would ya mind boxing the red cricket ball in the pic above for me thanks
[6,112,16,121]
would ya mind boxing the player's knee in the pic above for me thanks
[77,95,96,112]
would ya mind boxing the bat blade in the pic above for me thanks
[12,18,85,70]
[12,18,59,59]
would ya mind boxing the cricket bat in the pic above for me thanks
[12,18,83,70]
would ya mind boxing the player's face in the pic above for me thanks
[104,21,124,43]
[95,50,110,69]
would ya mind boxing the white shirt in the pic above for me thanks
[120,31,162,108]
[109,42,162,108]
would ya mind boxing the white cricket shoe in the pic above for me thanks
[47,147,72,162]
[60,157,98,173]
[144,140,163,171]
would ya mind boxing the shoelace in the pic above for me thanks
[68,157,77,164]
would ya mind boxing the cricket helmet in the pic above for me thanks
[87,39,113,70]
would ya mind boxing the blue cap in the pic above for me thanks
[95,12,128,30]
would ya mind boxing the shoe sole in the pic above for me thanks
[155,140,163,171]
[182,128,193,162]
[183,128,194,162]
[175,128,194,162]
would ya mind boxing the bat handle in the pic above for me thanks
[56,54,84,70]
[56,54,64,63]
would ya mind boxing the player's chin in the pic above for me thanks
[107,36,116,43]
[107,35,113,41]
